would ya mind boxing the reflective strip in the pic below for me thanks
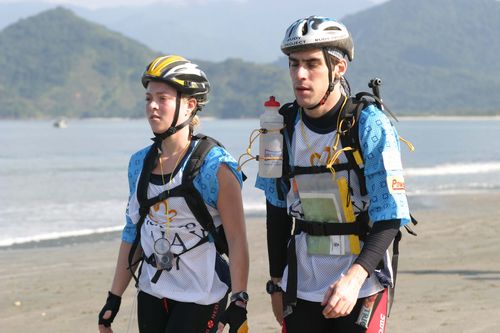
[353,149,364,166]
[336,177,360,254]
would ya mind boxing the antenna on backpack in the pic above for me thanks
[368,78,383,110]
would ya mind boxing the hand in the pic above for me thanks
[216,301,248,333]
[321,265,367,319]
[270,292,284,325]
[98,291,121,332]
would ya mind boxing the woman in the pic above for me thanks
[98,55,249,333]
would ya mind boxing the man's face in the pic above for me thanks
[288,49,330,109]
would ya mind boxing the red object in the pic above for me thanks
[366,289,388,333]
[265,96,280,107]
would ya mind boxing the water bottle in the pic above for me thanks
[259,96,283,178]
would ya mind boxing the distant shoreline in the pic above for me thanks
[2,115,500,122]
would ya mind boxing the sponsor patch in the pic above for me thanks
[382,151,403,171]
[387,175,406,193]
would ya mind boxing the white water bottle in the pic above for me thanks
[259,96,283,178]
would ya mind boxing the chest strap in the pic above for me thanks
[143,236,210,283]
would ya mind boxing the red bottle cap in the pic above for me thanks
[264,96,280,107]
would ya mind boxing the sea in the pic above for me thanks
[1,117,500,247]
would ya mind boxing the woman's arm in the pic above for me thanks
[216,163,249,295]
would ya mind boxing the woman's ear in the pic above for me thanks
[185,97,198,116]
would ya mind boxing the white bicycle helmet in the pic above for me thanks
[281,16,354,61]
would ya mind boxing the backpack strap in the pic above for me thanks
[128,141,161,284]
[276,102,298,201]
[180,134,229,255]
[128,134,229,284]
[337,96,371,196]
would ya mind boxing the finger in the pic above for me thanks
[216,322,225,333]
[322,294,340,316]
[103,310,112,320]
[345,302,355,316]
[321,285,335,306]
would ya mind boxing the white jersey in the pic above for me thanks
[127,148,228,305]
[281,117,383,302]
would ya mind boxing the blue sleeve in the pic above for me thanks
[358,105,410,226]
[121,146,149,244]
[255,176,287,208]
[193,146,243,208]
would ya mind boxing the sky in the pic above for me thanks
[0,0,388,9]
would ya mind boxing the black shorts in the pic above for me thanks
[137,290,228,333]
[283,289,388,333]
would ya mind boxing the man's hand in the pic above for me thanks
[321,264,367,318]
[270,292,284,325]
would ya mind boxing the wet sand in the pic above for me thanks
[1,193,499,332]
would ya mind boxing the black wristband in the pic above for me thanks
[98,291,121,327]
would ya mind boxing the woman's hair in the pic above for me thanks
[189,114,200,135]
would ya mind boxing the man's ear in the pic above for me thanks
[335,58,348,77]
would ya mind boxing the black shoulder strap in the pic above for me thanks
[338,95,373,196]
[277,102,298,200]
[179,134,229,255]
[128,142,161,284]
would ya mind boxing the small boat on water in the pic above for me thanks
[53,118,68,128]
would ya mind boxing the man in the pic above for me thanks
[256,16,410,332]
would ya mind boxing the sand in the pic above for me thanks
[1,193,499,333]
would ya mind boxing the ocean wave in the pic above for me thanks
[405,162,500,176]
[0,225,124,247]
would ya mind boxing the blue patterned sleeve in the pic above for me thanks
[121,147,149,244]
[193,146,243,208]
[358,105,410,226]
[255,176,287,208]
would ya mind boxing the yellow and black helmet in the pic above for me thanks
[142,55,210,107]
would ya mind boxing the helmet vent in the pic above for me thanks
[325,26,342,31]
[302,23,309,35]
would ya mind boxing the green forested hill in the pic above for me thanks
[1,1,499,119]
[343,0,500,115]
[0,7,293,119]
[0,7,156,118]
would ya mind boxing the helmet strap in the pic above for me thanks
[152,91,193,143]
[306,49,337,111]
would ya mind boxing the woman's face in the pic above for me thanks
[145,81,193,134]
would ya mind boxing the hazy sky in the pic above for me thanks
[0,0,388,9]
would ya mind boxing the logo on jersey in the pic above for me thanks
[387,176,406,193]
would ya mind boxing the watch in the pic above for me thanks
[230,291,249,304]
[266,280,283,294]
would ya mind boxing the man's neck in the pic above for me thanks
[302,88,342,119]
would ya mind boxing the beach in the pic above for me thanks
[1,193,499,333]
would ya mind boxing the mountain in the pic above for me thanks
[0,7,155,118]
[342,0,500,114]
[0,7,294,119]
[0,0,381,63]
[1,0,499,119]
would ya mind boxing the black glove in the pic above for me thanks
[218,301,248,333]
[98,291,121,327]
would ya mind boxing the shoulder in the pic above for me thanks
[194,137,243,185]
[127,145,152,188]
[357,104,397,139]
[128,145,152,170]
